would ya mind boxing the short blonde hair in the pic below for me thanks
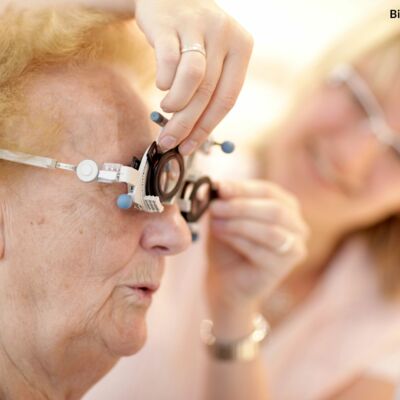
[0,7,153,156]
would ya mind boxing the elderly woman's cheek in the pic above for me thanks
[21,190,151,355]
[67,212,152,356]
[93,287,149,356]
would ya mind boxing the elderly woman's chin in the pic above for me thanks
[99,304,149,357]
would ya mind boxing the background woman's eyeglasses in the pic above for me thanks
[329,64,400,159]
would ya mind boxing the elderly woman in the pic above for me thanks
[0,9,192,399]
[0,6,308,400]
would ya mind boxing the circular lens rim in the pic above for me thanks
[181,176,213,222]
[152,149,185,201]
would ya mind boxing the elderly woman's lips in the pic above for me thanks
[129,284,159,293]
[125,284,160,304]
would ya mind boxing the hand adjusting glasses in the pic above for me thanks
[0,111,235,236]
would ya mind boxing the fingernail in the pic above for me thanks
[179,139,198,155]
[160,96,171,113]
[160,101,171,113]
[159,135,177,151]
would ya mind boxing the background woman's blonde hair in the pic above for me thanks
[0,7,154,156]
[262,0,400,297]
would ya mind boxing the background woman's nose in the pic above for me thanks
[333,124,385,192]
[140,204,192,255]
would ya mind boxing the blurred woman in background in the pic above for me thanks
[260,2,400,398]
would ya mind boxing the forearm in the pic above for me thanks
[1,0,137,14]
[204,304,270,400]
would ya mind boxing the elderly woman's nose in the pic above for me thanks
[140,204,192,255]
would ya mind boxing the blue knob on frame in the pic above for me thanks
[117,194,133,209]
[221,141,235,154]
[150,111,169,128]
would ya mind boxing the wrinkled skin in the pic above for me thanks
[0,62,191,398]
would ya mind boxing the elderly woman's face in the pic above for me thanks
[0,63,191,362]
[268,65,400,233]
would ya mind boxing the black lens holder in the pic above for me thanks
[180,176,219,223]
[145,142,185,202]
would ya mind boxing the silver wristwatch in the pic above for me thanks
[200,314,270,362]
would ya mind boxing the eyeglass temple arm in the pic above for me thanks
[0,149,76,172]
[341,66,385,121]
[346,68,398,143]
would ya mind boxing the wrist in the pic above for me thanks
[208,302,260,341]
[206,274,264,340]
